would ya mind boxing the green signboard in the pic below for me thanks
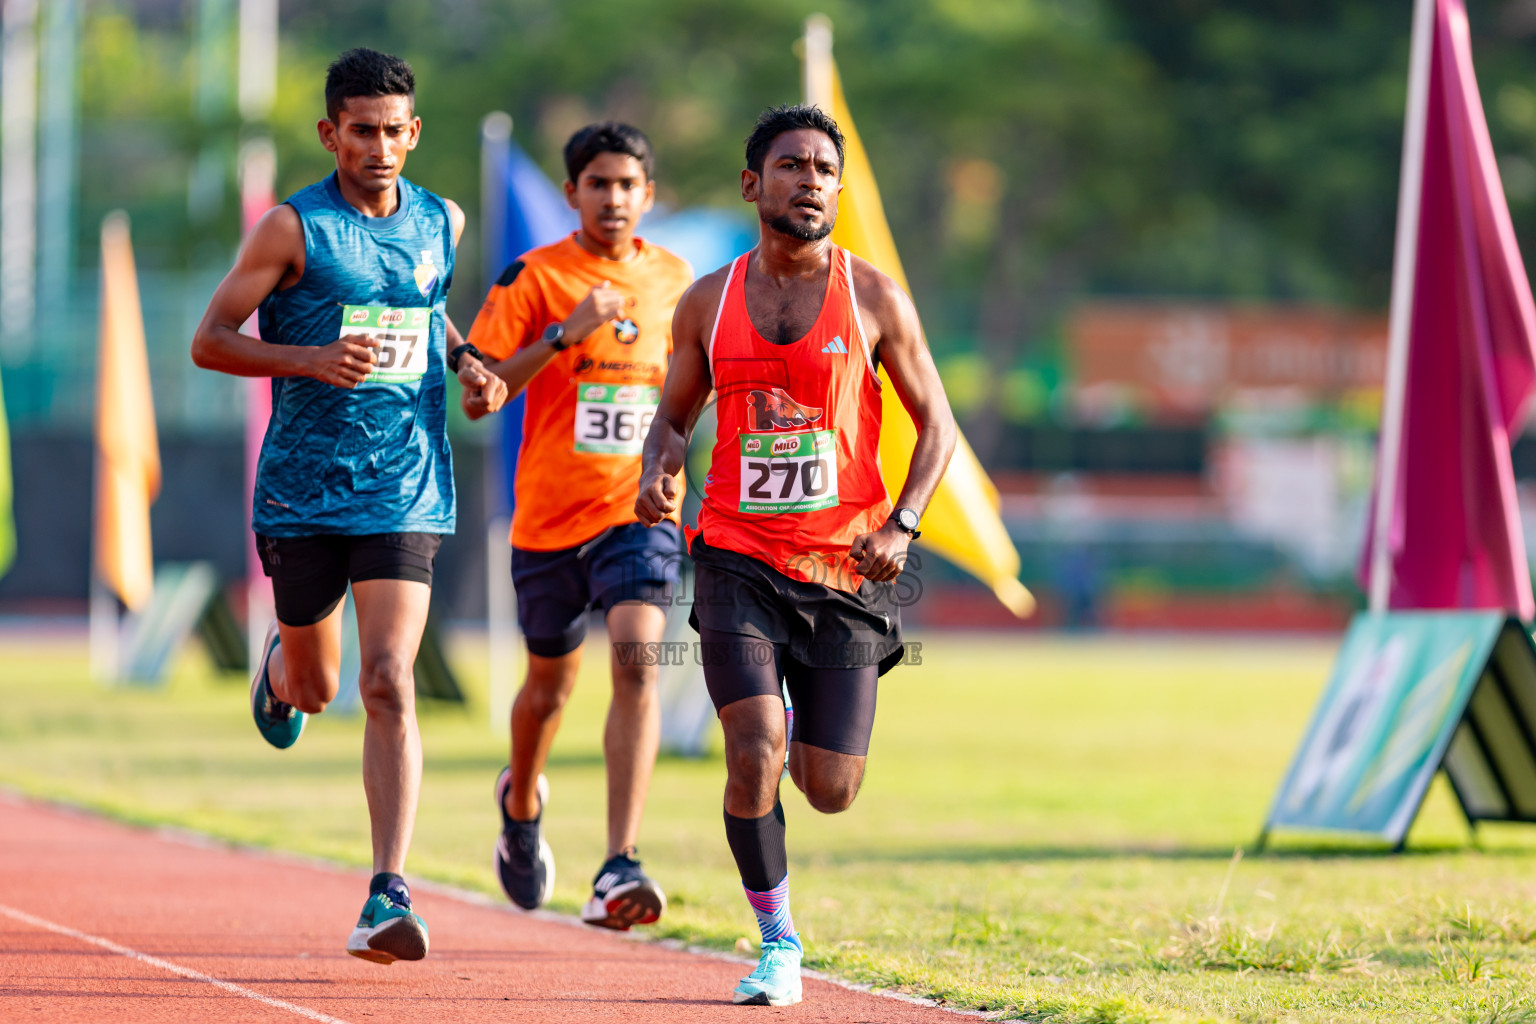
[1262,611,1536,848]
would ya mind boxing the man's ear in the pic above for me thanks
[563,178,578,210]
[740,168,760,203]
[318,118,338,153]
[406,116,422,151]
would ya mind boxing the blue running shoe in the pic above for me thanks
[493,767,554,909]
[581,851,666,930]
[346,886,429,965]
[733,938,803,1005]
[249,621,305,749]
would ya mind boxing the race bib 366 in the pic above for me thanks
[574,383,660,455]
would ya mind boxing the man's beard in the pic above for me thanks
[767,211,834,241]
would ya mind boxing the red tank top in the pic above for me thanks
[695,246,891,592]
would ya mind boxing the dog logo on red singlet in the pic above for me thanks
[745,389,824,432]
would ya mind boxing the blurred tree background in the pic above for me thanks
[45,0,1536,455]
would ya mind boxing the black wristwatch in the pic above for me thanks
[890,507,921,539]
[446,342,482,373]
[542,322,570,351]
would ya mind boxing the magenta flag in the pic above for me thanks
[1364,0,1536,619]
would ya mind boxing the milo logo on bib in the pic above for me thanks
[340,304,432,384]
[738,429,839,514]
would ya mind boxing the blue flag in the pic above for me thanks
[481,124,577,517]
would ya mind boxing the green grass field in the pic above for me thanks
[6,628,1536,1023]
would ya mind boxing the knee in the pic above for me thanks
[801,774,860,814]
[517,676,572,721]
[284,664,337,715]
[359,655,415,718]
[611,659,659,695]
[725,735,780,791]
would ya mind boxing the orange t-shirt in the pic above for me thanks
[467,234,692,551]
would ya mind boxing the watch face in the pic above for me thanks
[898,509,919,531]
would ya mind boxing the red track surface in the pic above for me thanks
[1,796,963,1022]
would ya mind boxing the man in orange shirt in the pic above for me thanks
[464,122,691,930]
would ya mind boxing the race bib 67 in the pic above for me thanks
[340,304,432,384]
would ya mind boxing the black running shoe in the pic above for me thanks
[580,851,666,930]
[493,767,554,910]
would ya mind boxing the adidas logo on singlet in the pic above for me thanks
[821,336,848,355]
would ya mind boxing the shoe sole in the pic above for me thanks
[346,915,428,965]
[732,988,802,1006]
[580,878,665,930]
[494,770,554,909]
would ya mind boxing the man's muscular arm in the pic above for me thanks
[635,272,724,525]
[470,280,627,417]
[191,205,380,387]
[847,260,958,582]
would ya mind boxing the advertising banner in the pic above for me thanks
[1262,611,1536,847]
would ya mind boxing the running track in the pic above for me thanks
[1,796,966,1022]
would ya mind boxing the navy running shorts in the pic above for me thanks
[511,521,683,658]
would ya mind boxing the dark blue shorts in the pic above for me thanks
[511,521,683,658]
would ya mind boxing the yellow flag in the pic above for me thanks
[804,17,1034,617]
[95,212,161,610]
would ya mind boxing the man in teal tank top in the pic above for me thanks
[191,48,506,966]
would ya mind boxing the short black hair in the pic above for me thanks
[325,48,415,122]
[563,122,655,183]
[744,105,845,177]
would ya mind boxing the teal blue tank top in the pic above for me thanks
[254,172,456,536]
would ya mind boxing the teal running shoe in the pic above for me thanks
[732,938,803,1006]
[346,888,429,965]
[249,621,305,749]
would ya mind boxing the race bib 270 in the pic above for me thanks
[738,429,839,514]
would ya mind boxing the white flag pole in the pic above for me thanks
[803,14,833,110]
[480,112,519,737]
[1370,0,1436,613]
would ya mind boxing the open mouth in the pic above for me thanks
[793,199,822,214]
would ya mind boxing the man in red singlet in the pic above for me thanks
[636,105,957,1007]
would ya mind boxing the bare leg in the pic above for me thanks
[506,649,581,820]
[603,601,666,855]
[787,744,866,814]
[267,601,346,714]
[351,579,432,875]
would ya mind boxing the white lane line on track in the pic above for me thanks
[0,902,353,1024]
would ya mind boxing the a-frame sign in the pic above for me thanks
[1260,611,1536,850]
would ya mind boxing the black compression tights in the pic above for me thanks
[698,628,878,757]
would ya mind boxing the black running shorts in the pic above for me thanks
[687,534,904,674]
[256,532,442,627]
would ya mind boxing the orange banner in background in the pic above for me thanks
[95,212,160,610]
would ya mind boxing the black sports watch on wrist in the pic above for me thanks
[446,342,483,373]
[542,322,569,351]
[890,507,921,539]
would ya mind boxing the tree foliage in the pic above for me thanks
[69,0,1536,450]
